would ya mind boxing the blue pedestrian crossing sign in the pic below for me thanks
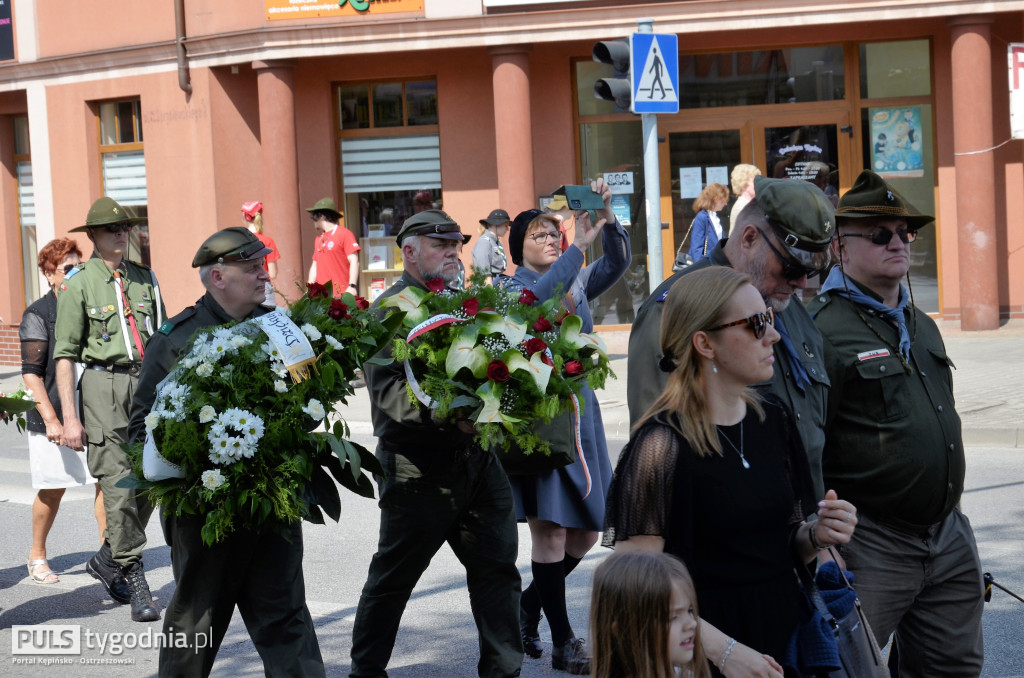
[631,33,679,114]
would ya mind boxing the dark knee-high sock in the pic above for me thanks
[521,554,584,620]
[531,560,573,646]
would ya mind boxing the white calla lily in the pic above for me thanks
[446,326,490,378]
[559,314,608,355]
[478,311,527,346]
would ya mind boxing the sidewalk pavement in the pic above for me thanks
[2,318,1022,448]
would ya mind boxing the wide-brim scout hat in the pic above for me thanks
[395,209,470,246]
[192,227,274,268]
[836,170,934,230]
[305,197,343,221]
[479,208,511,227]
[753,176,835,270]
[70,196,145,233]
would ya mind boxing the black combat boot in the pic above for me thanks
[123,562,160,622]
[85,542,131,604]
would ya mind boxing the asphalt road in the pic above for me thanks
[0,422,1022,677]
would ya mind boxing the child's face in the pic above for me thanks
[668,584,698,667]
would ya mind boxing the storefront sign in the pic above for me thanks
[0,1,14,62]
[266,0,422,21]
[1009,44,1024,139]
[869,107,924,178]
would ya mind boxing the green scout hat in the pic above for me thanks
[753,176,835,253]
[836,170,934,230]
[395,209,469,246]
[305,197,343,221]
[192,226,274,268]
[479,208,511,227]
[70,196,144,233]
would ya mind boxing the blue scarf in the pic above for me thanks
[773,312,809,394]
[820,267,911,360]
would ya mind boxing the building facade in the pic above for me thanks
[0,0,1021,363]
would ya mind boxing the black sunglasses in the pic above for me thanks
[62,264,76,274]
[839,228,917,246]
[756,227,823,281]
[94,222,132,234]
[705,307,775,340]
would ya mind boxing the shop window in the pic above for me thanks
[335,79,441,299]
[14,116,37,305]
[98,98,150,266]
[859,40,931,99]
[579,120,647,325]
[338,80,438,130]
[577,45,844,115]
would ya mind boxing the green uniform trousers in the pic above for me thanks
[81,367,153,568]
[158,515,325,678]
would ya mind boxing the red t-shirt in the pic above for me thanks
[255,232,281,273]
[312,225,360,294]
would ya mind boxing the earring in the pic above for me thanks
[711,360,718,374]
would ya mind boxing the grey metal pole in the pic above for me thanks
[636,19,663,295]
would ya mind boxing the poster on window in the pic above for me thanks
[870,107,924,178]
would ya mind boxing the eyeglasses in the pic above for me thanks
[705,307,775,340]
[839,228,917,246]
[62,264,76,274]
[527,231,561,245]
[756,227,824,281]
[95,222,132,234]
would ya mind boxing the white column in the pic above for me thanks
[26,83,53,249]
[13,0,37,62]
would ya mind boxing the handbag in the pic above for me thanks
[792,548,889,678]
[671,216,710,273]
[499,410,577,476]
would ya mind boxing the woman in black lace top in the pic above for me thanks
[20,238,105,584]
[604,267,858,677]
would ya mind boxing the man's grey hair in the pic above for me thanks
[198,263,221,289]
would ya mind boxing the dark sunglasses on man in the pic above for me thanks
[756,227,826,281]
[91,222,133,235]
[705,307,775,340]
[839,228,917,246]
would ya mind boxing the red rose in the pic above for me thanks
[307,282,329,299]
[328,299,350,320]
[565,360,584,375]
[554,308,570,325]
[487,360,511,382]
[532,317,553,333]
[518,289,538,305]
[355,296,370,310]
[461,298,479,316]
[524,337,547,355]
[427,278,445,293]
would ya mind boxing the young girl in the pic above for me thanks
[591,551,709,678]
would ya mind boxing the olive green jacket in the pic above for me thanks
[53,255,165,366]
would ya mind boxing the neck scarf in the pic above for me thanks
[773,312,809,393]
[820,267,911,359]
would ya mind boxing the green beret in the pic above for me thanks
[836,170,934,229]
[192,227,274,268]
[753,176,835,252]
[395,209,469,245]
[305,197,343,220]
[69,196,145,233]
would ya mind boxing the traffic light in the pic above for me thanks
[593,39,632,113]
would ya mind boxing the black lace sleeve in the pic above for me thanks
[602,420,681,547]
[19,310,50,378]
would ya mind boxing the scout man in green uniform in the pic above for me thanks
[53,196,165,622]
[126,228,325,678]
[808,171,983,676]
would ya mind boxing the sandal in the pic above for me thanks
[27,558,59,584]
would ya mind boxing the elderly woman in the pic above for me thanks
[604,266,858,677]
[728,164,761,229]
[499,177,630,674]
[21,238,106,583]
[688,184,730,262]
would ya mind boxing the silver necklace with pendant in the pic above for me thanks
[717,422,749,469]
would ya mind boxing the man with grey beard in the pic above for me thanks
[350,210,523,678]
[627,177,835,499]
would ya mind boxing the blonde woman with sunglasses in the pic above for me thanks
[605,266,858,677]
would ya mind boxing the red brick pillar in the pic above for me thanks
[948,16,999,329]
[488,46,536,217]
[253,60,303,298]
